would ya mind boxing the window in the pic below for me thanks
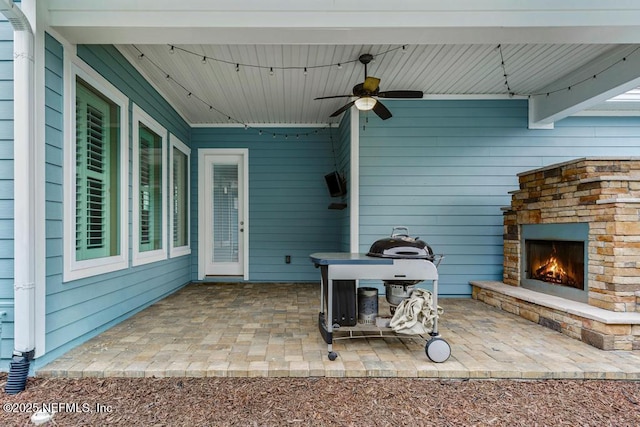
[64,62,129,282]
[170,135,191,257]
[132,104,167,266]
[75,78,120,260]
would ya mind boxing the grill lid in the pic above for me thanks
[367,227,434,260]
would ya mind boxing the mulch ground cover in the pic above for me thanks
[1,375,639,426]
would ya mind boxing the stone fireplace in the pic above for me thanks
[472,158,640,350]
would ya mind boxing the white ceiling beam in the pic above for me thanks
[529,45,640,127]
[45,26,640,46]
[47,0,640,44]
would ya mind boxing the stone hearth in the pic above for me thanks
[471,158,640,350]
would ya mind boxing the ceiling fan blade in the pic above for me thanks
[362,76,380,93]
[330,100,356,117]
[314,94,353,100]
[372,101,392,120]
[377,90,424,99]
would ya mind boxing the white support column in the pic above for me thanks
[349,110,359,253]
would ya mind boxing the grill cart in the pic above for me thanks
[310,228,450,362]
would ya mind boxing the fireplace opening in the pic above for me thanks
[525,240,585,290]
[520,223,589,303]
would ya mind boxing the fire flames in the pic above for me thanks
[533,254,577,286]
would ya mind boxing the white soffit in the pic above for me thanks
[48,1,640,45]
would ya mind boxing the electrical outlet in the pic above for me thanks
[285,255,291,264]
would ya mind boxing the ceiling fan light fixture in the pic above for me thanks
[355,96,377,111]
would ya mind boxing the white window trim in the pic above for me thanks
[169,134,191,258]
[132,104,168,266]
[63,58,130,282]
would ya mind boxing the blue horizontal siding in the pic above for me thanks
[191,127,342,282]
[0,18,11,367]
[34,34,193,369]
[359,99,640,297]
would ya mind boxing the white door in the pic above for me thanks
[199,149,248,278]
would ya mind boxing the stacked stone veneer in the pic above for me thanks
[474,158,640,350]
[504,158,640,311]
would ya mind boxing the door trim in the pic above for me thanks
[198,148,249,280]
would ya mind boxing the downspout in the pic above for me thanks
[0,0,36,394]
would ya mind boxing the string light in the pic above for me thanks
[134,45,337,140]
[497,44,513,96]
[133,43,640,139]
[498,44,640,97]
[160,43,640,101]
[201,56,207,64]
[163,44,407,74]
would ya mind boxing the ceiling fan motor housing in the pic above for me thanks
[352,83,378,97]
[316,52,423,120]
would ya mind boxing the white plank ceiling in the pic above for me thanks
[43,2,640,126]
[117,43,630,125]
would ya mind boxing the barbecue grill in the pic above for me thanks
[367,227,440,314]
[310,228,450,363]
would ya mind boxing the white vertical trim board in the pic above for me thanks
[33,0,46,357]
[349,110,359,253]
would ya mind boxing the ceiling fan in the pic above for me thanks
[315,53,424,120]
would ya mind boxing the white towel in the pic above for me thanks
[389,288,443,335]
